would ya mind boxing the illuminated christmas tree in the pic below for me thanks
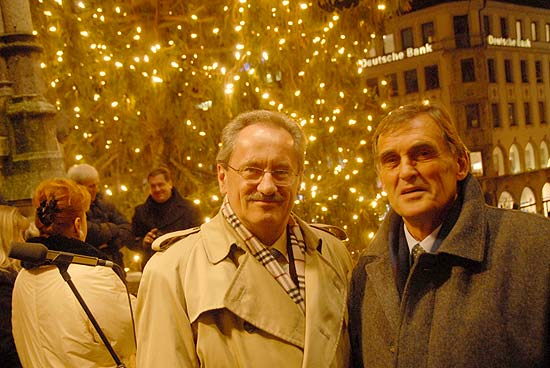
[30,0,411,258]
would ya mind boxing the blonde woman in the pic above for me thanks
[0,205,30,368]
[12,178,136,367]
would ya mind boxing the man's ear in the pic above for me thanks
[217,164,227,195]
[456,152,470,180]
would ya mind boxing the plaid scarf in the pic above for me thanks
[221,196,306,313]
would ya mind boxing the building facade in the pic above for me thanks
[361,0,550,215]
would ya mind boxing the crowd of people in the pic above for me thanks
[0,103,548,367]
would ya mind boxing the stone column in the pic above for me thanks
[0,0,65,213]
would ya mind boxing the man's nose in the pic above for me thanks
[256,172,278,195]
[398,157,418,179]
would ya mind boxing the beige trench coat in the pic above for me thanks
[136,213,352,367]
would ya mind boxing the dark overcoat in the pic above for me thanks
[349,175,550,368]
[86,193,133,268]
[131,187,202,266]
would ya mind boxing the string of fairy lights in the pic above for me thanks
[31,0,410,252]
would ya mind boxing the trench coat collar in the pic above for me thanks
[195,212,347,366]
[360,175,487,328]
[201,212,322,264]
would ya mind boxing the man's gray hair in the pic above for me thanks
[372,102,470,163]
[67,163,99,184]
[216,110,307,172]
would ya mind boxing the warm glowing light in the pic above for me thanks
[33,0,400,257]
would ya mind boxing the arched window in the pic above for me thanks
[492,146,505,176]
[524,142,536,170]
[540,141,549,168]
[508,144,522,174]
[498,191,514,209]
[542,183,550,217]
[520,187,537,213]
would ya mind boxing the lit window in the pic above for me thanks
[516,20,523,39]
[470,151,484,176]
[520,187,536,213]
[531,21,538,41]
[509,144,521,174]
[498,191,514,209]
[492,147,505,175]
[525,143,535,170]
[540,141,549,168]
[383,34,395,54]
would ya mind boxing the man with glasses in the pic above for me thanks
[136,110,352,367]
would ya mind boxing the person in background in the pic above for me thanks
[349,102,550,367]
[131,166,202,268]
[136,110,352,367]
[68,163,133,269]
[12,178,136,367]
[0,206,30,368]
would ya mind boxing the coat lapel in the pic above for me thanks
[363,255,401,331]
[302,248,348,368]
[224,251,306,347]
[362,215,402,331]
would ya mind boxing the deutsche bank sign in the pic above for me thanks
[487,35,532,48]
[357,43,433,68]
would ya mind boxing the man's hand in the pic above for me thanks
[143,228,159,248]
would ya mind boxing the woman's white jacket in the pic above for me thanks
[12,261,136,367]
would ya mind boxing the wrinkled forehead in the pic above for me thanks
[375,114,447,149]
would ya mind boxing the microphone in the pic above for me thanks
[9,242,114,268]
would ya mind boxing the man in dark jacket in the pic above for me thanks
[131,166,202,268]
[349,102,550,367]
[68,164,133,269]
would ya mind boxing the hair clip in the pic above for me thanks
[37,199,61,226]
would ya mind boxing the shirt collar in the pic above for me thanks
[404,223,442,253]
[266,228,288,261]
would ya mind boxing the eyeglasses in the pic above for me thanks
[225,164,298,186]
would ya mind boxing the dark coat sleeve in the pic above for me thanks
[349,255,369,368]
[187,203,203,228]
[86,199,133,251]
[130,205,149,252]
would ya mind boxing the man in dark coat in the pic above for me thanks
[68,164,133,269]
[131,166,202,268]
[349,102,550,367]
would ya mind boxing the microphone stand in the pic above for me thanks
[55,255,126,368]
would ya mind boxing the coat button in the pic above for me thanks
[243,321,257,333]
[389,345,396,353]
